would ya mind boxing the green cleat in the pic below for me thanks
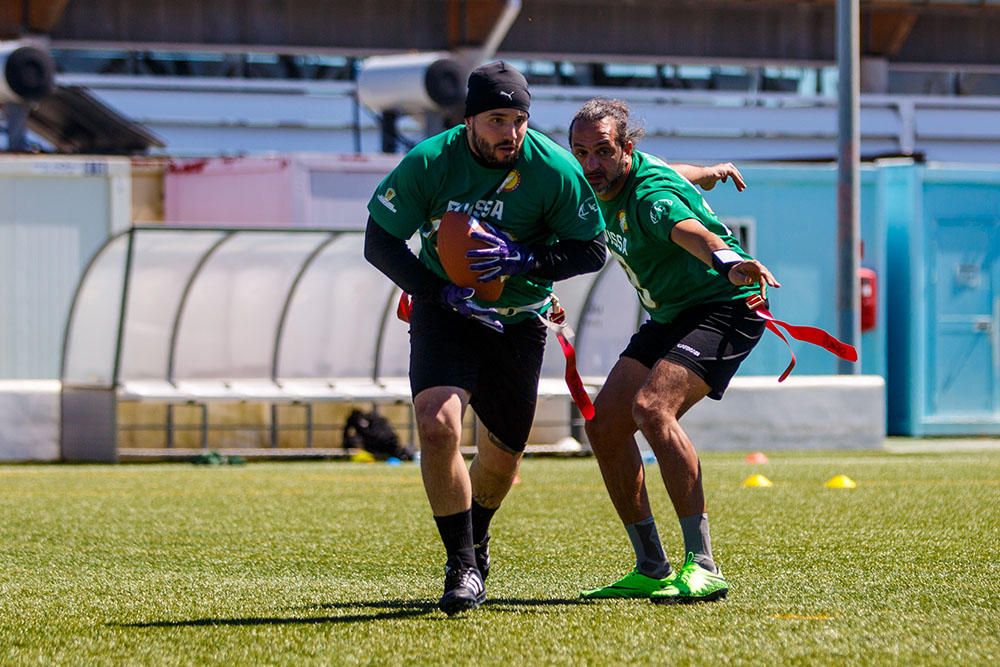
[580,567,676,599]
[650,553,728,604]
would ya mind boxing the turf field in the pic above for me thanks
[1,449,997,665]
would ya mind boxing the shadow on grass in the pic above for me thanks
[484,597,590,611]
[302,597,587,612]
[120,597,588,628]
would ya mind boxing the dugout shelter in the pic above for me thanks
[59,226,634,461]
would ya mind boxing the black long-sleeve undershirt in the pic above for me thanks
[528,234,606,281]
[364,217,446,302]
[364,216,607,298]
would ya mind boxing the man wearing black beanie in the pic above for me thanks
[462,62,532,169]
[364,61,607,615]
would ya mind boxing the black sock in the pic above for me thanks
[434,509,476,570]
[471,499,497,547]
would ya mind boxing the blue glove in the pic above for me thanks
[466,221,535,282]
[440,285,504,333]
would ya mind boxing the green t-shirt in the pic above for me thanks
[368,125,604,322]
[598,150,757,324]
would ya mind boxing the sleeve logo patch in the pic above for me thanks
[578,196,599,220]
[649,198,672,224]
[377,187,397,213]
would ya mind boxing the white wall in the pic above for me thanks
[0,157,131,379]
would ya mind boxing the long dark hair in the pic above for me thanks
[569,98,645,148]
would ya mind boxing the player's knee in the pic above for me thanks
[632,389,672,432]
[414,405,460,448]
[476,448,520,479]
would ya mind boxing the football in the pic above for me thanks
[436,210,505,301]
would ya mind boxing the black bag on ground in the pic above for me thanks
[342,408,414,461]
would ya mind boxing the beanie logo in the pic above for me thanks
[499,90,514,100]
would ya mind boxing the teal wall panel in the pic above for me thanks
[699,164,886,379]
[886,164,1000,435]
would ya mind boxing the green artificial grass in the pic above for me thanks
[0,450,997,665]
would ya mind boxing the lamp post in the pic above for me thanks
[836,0,861,373]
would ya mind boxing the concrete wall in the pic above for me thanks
[678,376,885,450]
[2,376,885,461]
[537,375,887,452]
[0,381,60,461]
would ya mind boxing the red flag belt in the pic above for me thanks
[396,292,595,420]
[552,326,595,421]
[745,294,858,382]
[396,291,413,322]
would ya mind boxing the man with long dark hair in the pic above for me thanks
[569,98,779,603]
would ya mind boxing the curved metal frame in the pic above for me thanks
[271,231,339,383]
[59,228,133,386]
[373,286,403,382]
[111,229,138,386]
[164,231,236,384]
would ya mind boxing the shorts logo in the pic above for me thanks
[676,343,701,357]
[617,209,628,232]
[500,170,521,193]
[649,198,672,224]
[578,196,599,220]
[377,187,397,213]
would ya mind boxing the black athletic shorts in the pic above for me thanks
[621,298,766,400]
[408,299,548,453]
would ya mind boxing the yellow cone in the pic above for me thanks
[350,450,376,463]
[742,474,773,488]
[825,474,857,489]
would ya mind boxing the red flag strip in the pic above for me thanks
[396,291,413,322]
[555,330,596,421]
[745,294,858,382]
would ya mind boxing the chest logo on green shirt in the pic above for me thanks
[617,209,628,232]
[377,187,397,213]
[447,198,505,222]
[500,170,521,192]
[650,198,672,224]
[605,229,628,256]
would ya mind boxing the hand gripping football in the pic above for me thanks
[436,211,505,302]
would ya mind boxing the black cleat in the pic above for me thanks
[438,566,486,616]
[474,536,491,582]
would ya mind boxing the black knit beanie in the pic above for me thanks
[464,61,531,118]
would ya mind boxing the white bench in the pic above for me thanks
[117,375,594,454]
[118,377,413,450]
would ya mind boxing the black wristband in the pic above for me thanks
[710,248,743,277]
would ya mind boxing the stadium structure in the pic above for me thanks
[1,0,999,461]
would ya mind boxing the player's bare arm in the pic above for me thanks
[669,218,780,297]
[670,163,746,192]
